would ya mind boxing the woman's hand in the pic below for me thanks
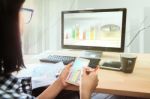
[57,62,72,88]
[38,63,73,99]
[80,67,99,99]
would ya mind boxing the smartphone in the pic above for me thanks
[66,57,90,85]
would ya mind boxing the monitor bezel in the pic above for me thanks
[61,8,127,52]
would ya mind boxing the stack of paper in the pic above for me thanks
[16,62,65,89]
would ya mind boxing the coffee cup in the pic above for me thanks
[120,53,137,73]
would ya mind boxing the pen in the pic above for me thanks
[94,66,99,72]
[55,69,62,78]
[86,66,99,74]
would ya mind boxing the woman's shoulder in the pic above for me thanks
[0,74,35,99]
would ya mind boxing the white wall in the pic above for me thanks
[53,0,150,53]
[23,0,78,54]
[144,7,150,53]
[76,0,150,53]
[23,0,150,54]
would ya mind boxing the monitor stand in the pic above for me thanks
[79,50,102,58]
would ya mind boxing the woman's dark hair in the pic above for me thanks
[0,0,25,75]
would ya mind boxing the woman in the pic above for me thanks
[0,0,98,99]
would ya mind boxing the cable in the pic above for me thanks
[126,24,150,47]
[126,16,150,48]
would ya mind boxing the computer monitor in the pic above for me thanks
[61,8,126,58]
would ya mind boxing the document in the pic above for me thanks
[16,62,65,89]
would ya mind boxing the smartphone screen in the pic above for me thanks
[66,57,90,85]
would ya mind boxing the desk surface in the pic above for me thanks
[24,50,150,98]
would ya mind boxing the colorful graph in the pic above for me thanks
[66,69,81,85]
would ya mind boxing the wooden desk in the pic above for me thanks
[24,50,150,98]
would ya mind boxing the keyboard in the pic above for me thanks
[40,55,76,65]
[40,55,100,68]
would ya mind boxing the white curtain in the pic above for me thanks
[22,0,78,54]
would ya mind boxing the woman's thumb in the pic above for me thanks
[82,67,87,76]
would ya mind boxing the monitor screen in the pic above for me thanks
[61,8,126,52]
